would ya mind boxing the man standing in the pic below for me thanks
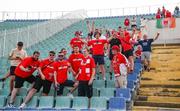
[112,45,129,88]
[8,51,40,107]
[0,42,27,96]
[19,51,56,108]
[76,47,96,98]
[88,31,108,80]
[54,52,77,96]
[138,33,160,71]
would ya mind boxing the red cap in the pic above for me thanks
[112,45,120,51]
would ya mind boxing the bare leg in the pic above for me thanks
[128,56,134,71]
[69,81,79,93]
[9,88,20,104]
[22,88,37,104]
[10,75,15,94]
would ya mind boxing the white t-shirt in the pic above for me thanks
[9,48,27,66]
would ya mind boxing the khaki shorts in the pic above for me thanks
[115,75,127,88]
[141,51,151,61]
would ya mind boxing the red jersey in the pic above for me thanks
[54,60,70,84]
[15,57,40,78]
[112,53,129,77]
[166,11,172,18]
[39,59,55,82]
[88,39,108,55]
[156,13,161,19]
[70,37,84,50]
[68,53,84,74]
[77,56,96,81]
[124,18,130,26]
[135,49,142,57]
[119,34,132,52]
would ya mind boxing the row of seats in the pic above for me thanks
[0,96,126,110]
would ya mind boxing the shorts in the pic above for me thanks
[141,51,151,61]
[57,80,75,95]
[115,75,127,88]
[131,24,137,28]
[123,49,133,58]
[10,66,16,75]
[93,55,105,65]
[78,81,93,98]
[15,75,36,88]
[33,76,53,94]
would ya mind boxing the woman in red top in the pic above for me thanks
[75,47,96,98]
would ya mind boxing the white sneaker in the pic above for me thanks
[103,77,106,81]
[67,93,74,99]
[19,103,26,109]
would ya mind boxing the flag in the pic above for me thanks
[156,17,176,28]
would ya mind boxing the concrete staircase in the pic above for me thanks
[133,45,180,111]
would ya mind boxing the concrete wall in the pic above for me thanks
[146,18,180,44]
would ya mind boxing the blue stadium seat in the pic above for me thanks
[108,97,126,111]
[72,97,88,109]
[38,96,54,109]
[115,88,131,102]
[55,96,71,109]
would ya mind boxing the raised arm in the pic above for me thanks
[154,32,160,41]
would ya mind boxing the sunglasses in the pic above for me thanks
[58,55,64,57]
[49,54,55,56]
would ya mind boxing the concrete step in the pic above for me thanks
[133,106,180,111]
[136,96,180,103]
[134,101,180,108]
[138,87,180,97]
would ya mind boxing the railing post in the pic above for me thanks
[122,8,124,16]
[149,6,151,14]
[110,9,112,16]
[14,12,16,20]
[50,11,52,19]
[38,12,40,20]
[26,12,28,19]
[3,30,6,56]
[98,9,99,17]
[135,7,138,15]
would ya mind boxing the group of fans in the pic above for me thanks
[0,19,160,108]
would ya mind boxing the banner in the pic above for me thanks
[156,17,176,29]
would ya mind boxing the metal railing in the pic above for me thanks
[0,2,179,20]
[0,10,87,57]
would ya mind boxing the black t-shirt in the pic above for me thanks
[109,38,121,48]
[138,39,154,52]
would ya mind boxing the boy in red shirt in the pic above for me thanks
[112,45,129,88]
[75,47,96,98]
[88,31,108,80]
[54,52,77,96]
[70,31,85,52]
[124,17,130,27]
[8,51,40,107]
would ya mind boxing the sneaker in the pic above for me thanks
[7,103,15,108]
[67,93,74,99]
[103,77,106,81]
[19,103,26,109]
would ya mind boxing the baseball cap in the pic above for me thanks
[112,45,120,51]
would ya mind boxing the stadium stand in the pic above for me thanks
[0,9,180,110]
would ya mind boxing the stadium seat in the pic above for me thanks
[38,96,54,109]
[90,97,107,110]
[0,88,9,96]
[99,88,115,98]
[106,80,115,88]
[55,96,71,109]
[0,96,6,108]
[72,97,88,109]
[116,88,131,102]
[93,88,99,96]
[108,97,126,111]
[93,80,105,88]
[25,96,38,108]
